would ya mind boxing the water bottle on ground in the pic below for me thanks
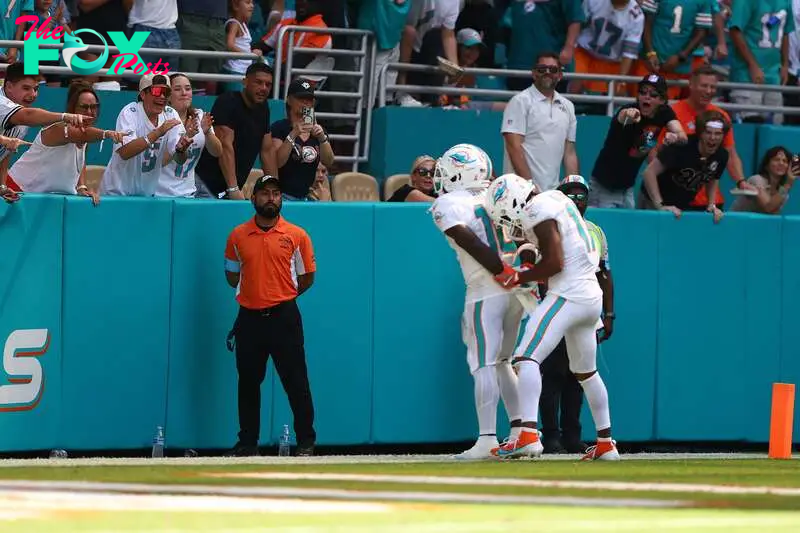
[278,424,291,457]
[152,426,165,458]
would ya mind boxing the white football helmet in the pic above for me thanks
[433,143,492,195]
[484,173,535,239]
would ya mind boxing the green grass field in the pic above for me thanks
[1,455,798,532]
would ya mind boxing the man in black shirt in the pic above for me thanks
[270,79,335,201]
[196,63,278,199]
[590,74,686,209]
[640,110,729,223]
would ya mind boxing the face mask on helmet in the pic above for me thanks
[485,174,533,240]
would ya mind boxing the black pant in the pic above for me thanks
[539,338,583,444]
[786,75,800,126]
[233,300,316,447]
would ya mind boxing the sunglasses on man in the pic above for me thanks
[149,86,171,98]
[534,65,561,75]
[566,192,588,202]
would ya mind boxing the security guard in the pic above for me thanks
[224,175,317,457]
[539,175,616,454]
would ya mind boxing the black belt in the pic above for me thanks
[226,300,296,352]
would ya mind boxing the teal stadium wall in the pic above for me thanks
[0,91,799,451]
[0,196,799,451]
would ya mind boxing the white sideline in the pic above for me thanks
[0,452,786,468]
[214,472,800,497]
[0,480,686,509]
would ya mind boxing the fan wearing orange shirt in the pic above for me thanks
[652,65,756,209]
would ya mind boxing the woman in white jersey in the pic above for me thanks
[7,82,126,205]
[156,74,223,197]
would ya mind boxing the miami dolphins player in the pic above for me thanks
[485,174,619,461]
[430,144,533,460]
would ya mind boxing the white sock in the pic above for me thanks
[473,366,499,435]
[496,360,521,422]
[580,373,611,432]
[516,360,542,424]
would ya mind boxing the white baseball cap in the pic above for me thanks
[139,72,170,92]
[457,28,485,48]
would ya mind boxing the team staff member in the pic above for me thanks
[640,110,729,222]
[224,175,317,457]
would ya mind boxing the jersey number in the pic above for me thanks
[670,5,683,33]
[475,206,515,254]
[141,141,161,173]
[174,146,201,179]
[759,11,787,48]
[588,18,623,57]
[565,202,596,254]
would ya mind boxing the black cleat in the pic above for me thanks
[224,443,260,457]
[295,444,315,457]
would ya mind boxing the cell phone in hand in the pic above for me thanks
[302,106,315,125]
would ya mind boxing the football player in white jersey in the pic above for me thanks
[430,143,537,460]
[485,174,620,461]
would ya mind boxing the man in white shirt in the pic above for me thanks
[501,52,579,192]
[397,0,463,106]
[0,63,90,201]
[101,73,189,197]
[127,0,181,72]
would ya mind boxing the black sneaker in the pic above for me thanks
[295,444,315,457]
[542,439,567,455]
[563,440,589,454]
[224,443,260,457]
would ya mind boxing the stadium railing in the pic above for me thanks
[378,62,800,118]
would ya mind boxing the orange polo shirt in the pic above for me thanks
[262,14,332,65]
[659,100,734,207]
[224,216,316,309]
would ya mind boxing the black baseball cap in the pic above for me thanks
[252,174,281,194]
[287,78,315,98]
[639,73,667,98]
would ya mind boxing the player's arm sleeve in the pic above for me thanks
[640,0,659,16]
[728,1,749,32]
[501,95,527,135]
[694,3,713,29]
[430,196,468,232]
[297,232,317,274]
[566,0,586,24]
[0,98,22,131]
[622,15,645,59]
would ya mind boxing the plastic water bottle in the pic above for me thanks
[278,424,291,457]
[151,426,165,458]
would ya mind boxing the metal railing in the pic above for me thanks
[273,26,376,171]
[378,63,800,117]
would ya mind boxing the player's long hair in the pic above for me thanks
[758,146,793,188]
[65,80,99,117]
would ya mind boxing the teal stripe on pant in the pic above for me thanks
[523,296,566,358]
[473,301,486,368]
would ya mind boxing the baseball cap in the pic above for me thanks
[558,174,589,193]
[139,72,169,92]
[287,78,315,98]
[456,28,485,47]
[252,174,281,194]
[639,73,667,98]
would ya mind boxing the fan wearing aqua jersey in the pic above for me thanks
[728,0,794,123]
[640,0,712,98]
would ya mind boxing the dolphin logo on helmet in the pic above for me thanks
[433,143,492,195]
